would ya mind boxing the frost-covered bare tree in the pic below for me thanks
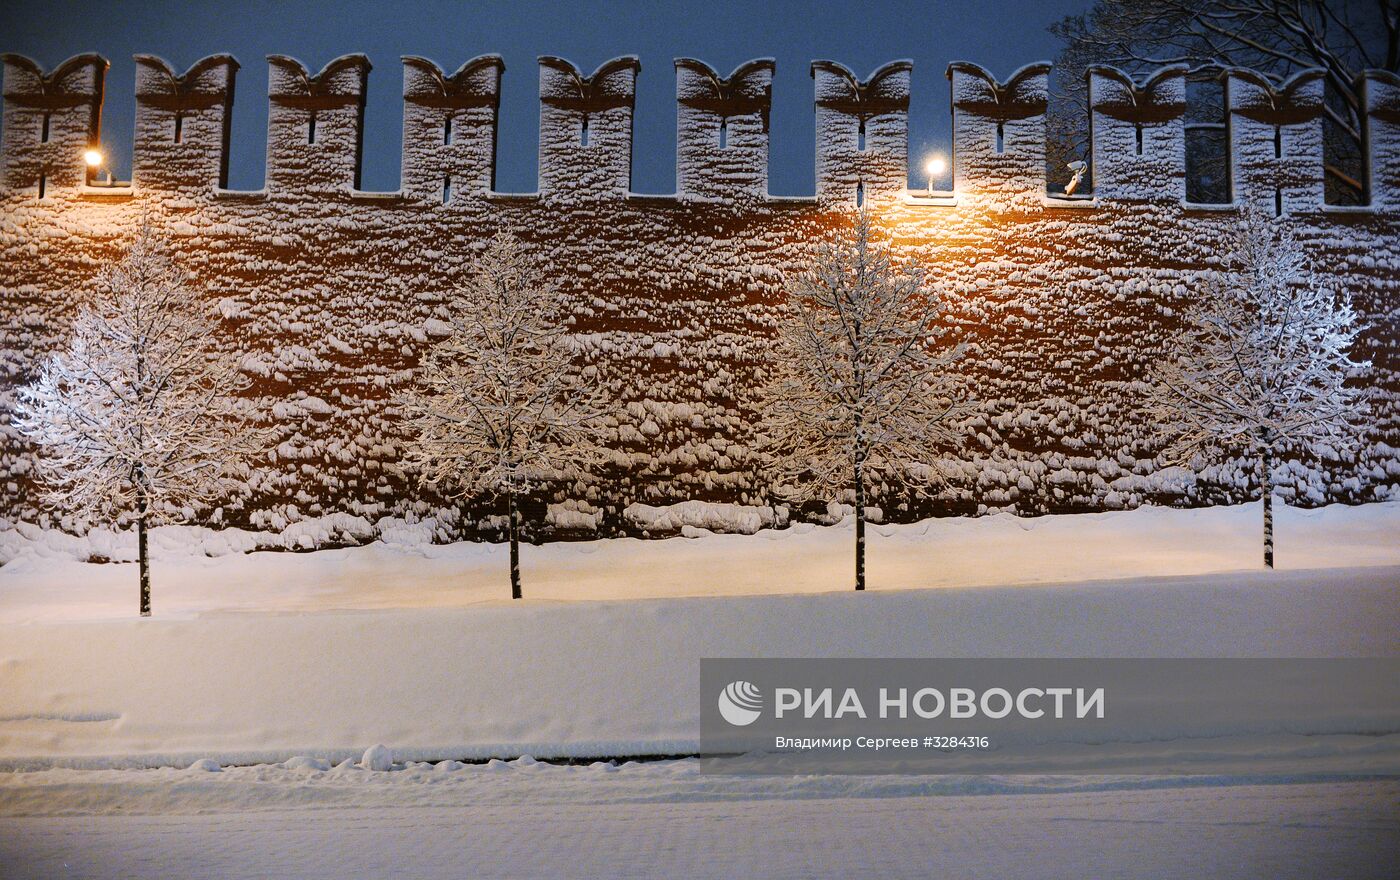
[399,231,611,600]
[14,226,262,616]
[1050,0,1397,202]
[759,210,971,591]
[1145,208,1368,568]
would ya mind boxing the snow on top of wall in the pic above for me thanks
[6,51,1396,206]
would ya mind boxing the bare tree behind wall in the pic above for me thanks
[1144,207,1369,568]
[758,210,972,592]
[1049,0,1398,203]
[14,226,265,617]
[398,230,611,600]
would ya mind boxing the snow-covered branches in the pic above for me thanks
[1145,207,1368,565]
[1050,0,1393,200]
[397,230,611,597]
[758,209,971,589]
[399,230,610,498]
[14,224,263,614]
[1147,209,1368,460]
[760,210,970,499]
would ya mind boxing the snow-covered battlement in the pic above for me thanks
[1361,70,1400,210]
[132,54,239,197]
[2,52,1399,535]
[813,60,911,207]
[538,55,640,199]
[4,52,1400,208]
[1087,65,1187,202]
[265,53,372,196]
[1226,68,1327,215]
[948,61,1051,210]
[402,55,504,201]
[0,53,107,197]
[676,58,773,201]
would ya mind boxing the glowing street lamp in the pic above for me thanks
[83,148,114,185]
[924,155,946,195]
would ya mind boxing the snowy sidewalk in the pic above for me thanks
[1,760,1396,880]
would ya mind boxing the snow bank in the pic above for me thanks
[360,744,394,771]
[623,500,781,535]
[0,511,382,566]
[2,757,1395,817]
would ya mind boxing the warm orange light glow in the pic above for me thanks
[84,149,103,168]
[923,155,947,196]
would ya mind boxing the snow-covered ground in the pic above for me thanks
[3,499,1398,620]
[2,502,1397,878]
[4,560,1399,768]
[3,761,1396,879]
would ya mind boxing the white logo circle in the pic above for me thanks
[718,680,763,726]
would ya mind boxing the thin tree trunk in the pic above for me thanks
[508,490,522,600]
[1261,443,1274,570]
[854,446,866,592]
[137,493,151,617]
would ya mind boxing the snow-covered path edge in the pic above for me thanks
[5,778,1397,880]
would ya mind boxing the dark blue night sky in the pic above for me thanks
[0,0,1086,194]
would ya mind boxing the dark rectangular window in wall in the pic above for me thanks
[1322,80,1363,206]
[1185,75,1228,204]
